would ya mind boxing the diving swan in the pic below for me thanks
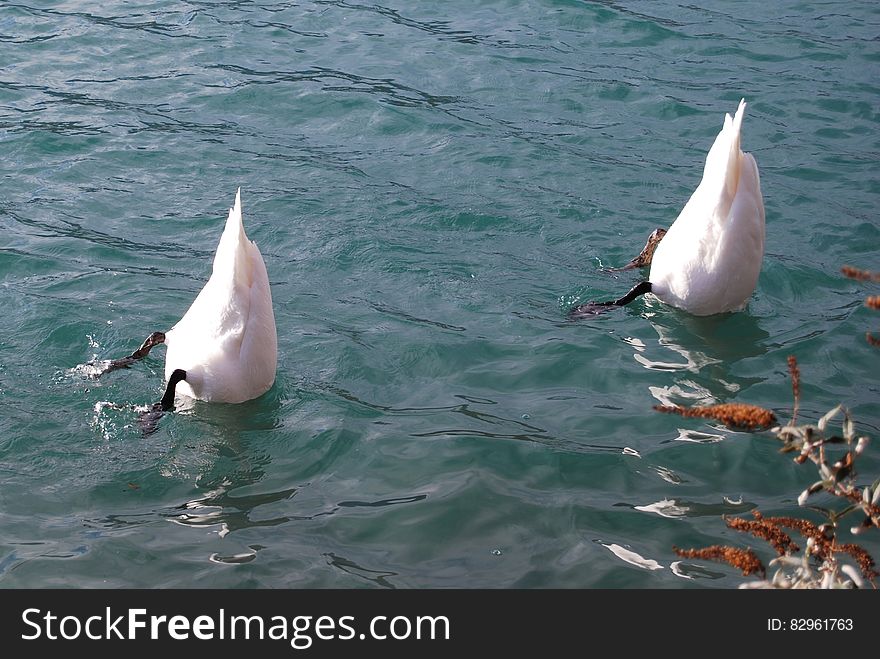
[94,189,277,413]
[572,99,765,317]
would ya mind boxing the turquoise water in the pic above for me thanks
[1,0,878,588]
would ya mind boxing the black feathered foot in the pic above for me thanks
[569,281,653,319]
[88,331,166,378]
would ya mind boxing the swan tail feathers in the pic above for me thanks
[701,98,748,207]
[212,188,254,288]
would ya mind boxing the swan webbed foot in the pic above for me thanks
[138,403,165,436]
[91,331,166,377]
[568,300,618,317]
[615,228,667,271]
[569,281,653,318]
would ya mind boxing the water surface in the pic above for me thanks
[1,0,878,588]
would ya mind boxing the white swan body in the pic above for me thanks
[648,99,765,316]
[163,189,277,403]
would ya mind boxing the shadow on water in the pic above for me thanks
[632,306,771,407]
[81,375,430,565]
[167,485,298,537]
[84,386,286,520]
[93,386,427,545]
[164,486,428,555]
[183,385,287,433]
[642,306,771,367]
[324,552,398,589]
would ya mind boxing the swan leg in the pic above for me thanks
[92,331,166,376]
[139,369,187,436]
[569,281,653,318]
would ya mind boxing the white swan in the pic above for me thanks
[572,99,765,317]
[648,98,765,315]
[163,188,277,404]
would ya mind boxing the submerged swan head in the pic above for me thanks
[163,189,278,404]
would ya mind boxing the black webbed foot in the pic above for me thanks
[138,403,166,436]
[86,331,166,378]
[568,300,618,317]
[569,281,653,319]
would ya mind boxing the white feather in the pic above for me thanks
[164,189,277,403]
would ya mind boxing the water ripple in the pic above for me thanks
[1,0,878,590]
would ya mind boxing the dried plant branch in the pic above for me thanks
[725,515,799,556]
[653,403,776,431]
[673,545,765,577]
[834,544,878,581]
[787,355,800,425]
[752,515,833,561]
[842,490,880,519]
[691,510,879,585]
[669,269,877,590]
[841,265,880,282]
[843,266,880,346]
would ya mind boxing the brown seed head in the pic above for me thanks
[726,515,799,556]
[787,355,801,424]
[756,516,832,561]
[673,545,765,577]
[842,266,880,282]
[653,403,777,431]
[834,543,878,581]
